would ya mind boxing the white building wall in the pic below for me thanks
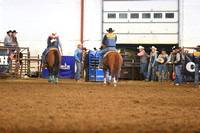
[182,0,200,47]
[83,0,102,50]
[0,0,81,56]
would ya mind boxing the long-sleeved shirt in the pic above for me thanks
[74,48,82,62]
[12,36,18,46]
[174,52,182,65]
[4,35,13,46]
[150,51,158,65]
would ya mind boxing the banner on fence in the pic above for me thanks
[0,49,11,73]
[183,55,200,81]
[42,56,74,79]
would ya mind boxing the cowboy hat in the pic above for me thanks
[156,57,164,63]
[137,46,144,49]
[172,46,176,50]
[161,48,166,51]
[106,28,115,33]
[150,46,157,50]
[12,30,18,33]
[7,30,12,34]
[51,30,57,34]
[174,46,180,49]
[76,44,83,47]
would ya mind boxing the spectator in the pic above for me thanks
[74,44,83,82]
[84,52,89,82]
[120,48,126,66]
[81,47,87,78]
[167,46,176,81]
[137,46,148,80]
[4,30,14,46]
[157,48,168,82]
[12,30,18,46]
[146,46,158,82]
[193,45,200,88]
[173,46,183,86]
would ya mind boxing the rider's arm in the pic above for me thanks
[74,49,79,61]
[102,35,106,45]
[58,38,62,49]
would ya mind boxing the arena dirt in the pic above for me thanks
[0,79,200,133]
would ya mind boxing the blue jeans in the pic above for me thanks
[42,46,58,63]
[195,64,199,87]
[75,60,81,80]
[140,63,147,79]
[159,64,167,81]
[99,47,117,66]
[174,65,182,85]
[147,63,157,81]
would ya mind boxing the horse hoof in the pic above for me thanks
[48,80,52,83]
[107,81,111,85]
[114,83,117,87]
[103,83,106,86]
[55,82,58,84]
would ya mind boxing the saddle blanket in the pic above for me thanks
[45,48,60,56]
[103,51,116,58]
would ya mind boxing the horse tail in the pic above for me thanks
[53,50,60,72]
[114,53,123,80]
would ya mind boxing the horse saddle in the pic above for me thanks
[45,48,60,56]
[103,49,117,58]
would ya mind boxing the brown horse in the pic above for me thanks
[45,49,61,84]
[101,45,123,87]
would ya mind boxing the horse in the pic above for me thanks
[45,49,61,84]
[101,45,123,87]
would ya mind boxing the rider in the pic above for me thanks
[99,28,117,68]
[42,31,63,68]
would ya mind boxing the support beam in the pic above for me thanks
[81,0,84,44]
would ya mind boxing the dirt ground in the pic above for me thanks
[0,78,200,133]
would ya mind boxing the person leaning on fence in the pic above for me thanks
[137,46,148,80]
[12,30,23,65]
[146,46,158,82]
[173,46,183,86]
[74,44,83,82]
[166,46,176,81]
[193,45,200,88]
[157,48,168,82]
[4,30,14,46]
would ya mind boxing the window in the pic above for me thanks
[154,13,162,18]
[142,13,151,19]
[130,13,139,19]
[108,13,116,19]
[119,13,127,19]
[165,13,174,18]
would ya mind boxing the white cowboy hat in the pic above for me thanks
[76,43,83,47]
[137,46,144,49]
[156,57,164,63]
[150,46,157,50]
[51,30,57,34]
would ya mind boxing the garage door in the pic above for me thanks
[103,0,179,45]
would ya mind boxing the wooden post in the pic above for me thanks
[20,62,23,78]
[27,48,30,75]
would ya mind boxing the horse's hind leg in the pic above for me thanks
[103,68,107,86]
